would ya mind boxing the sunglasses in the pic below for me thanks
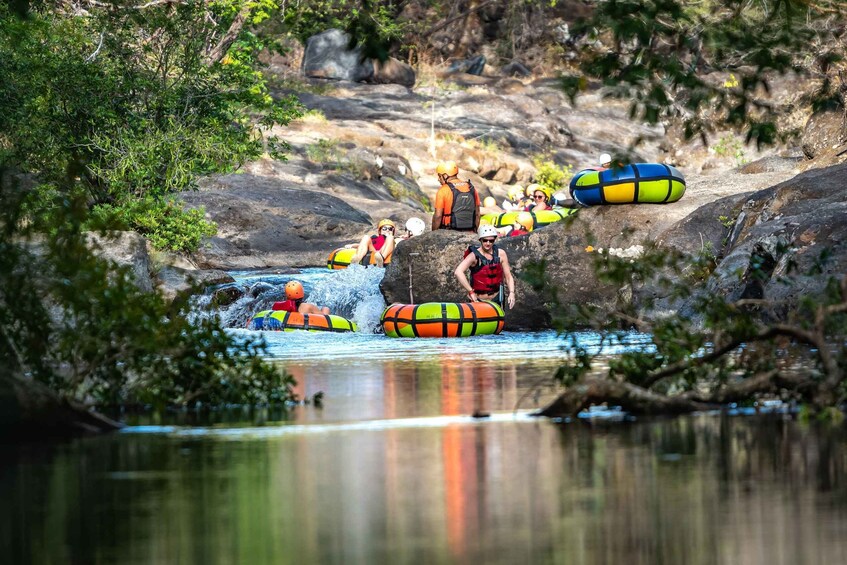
[533,194,546,200]
[480,238,496,243]
[381,226,395,232]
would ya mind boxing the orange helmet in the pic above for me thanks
[436,161,459,176]
[285,280,304,300]
[516,211,534,231]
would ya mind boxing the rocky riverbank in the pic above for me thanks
[144,63,846,328]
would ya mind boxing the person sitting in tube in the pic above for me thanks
[273,281,330,315]
[454,224,516,309]
[507,211,534,237]
[349,218,396,267]
[524,184,553,213]
[502,185,525,211]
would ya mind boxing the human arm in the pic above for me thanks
[431,208,443,231]
[499,249,516,309]
[377,234,395,261]
[432,186,446,230]
[454,253,479,301]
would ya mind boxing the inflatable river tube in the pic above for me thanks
[327,247,390,270]
[569,163,685,206]
[381,301,505,338]
[481,208,577,229]
[249,310,357,333]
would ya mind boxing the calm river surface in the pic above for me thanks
[3,269,847,564]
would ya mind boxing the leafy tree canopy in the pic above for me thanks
[0,1,303,412]
[0,0,302,252]
[561,0,847,147]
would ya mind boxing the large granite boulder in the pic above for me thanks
[691,162,847,309]
[302,29,374,82]
[182,173,374,269]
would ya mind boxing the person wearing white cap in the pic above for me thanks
[454,224,516,309]
[599,153,612,169]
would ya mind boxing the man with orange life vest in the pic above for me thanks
[272,280,330,315]
[431,161,480,232]
[350,218,396,267]
[454,224,516,309]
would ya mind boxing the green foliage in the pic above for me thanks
[0,1,302,207]
[562,0,846,147]
[281,0,407,58]
[713,135,749,167]
[0,179,295,409]
[383,177,433,213]
[90,199,217,254]
[547,232,847,415]
[305,139,343,164]
[298,109,329,123]
[532,156,573,193]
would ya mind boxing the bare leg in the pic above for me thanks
[350,235,371,264]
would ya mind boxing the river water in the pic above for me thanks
[3,268,847,564]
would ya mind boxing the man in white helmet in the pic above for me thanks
[599,153,612,170]
[454,224,516,309]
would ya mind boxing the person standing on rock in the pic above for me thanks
[454,224,516,309]
[431,161,480,232]
[274,281,330,315]
[350,218,396,267]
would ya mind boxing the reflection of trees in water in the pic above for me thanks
[6,415,847,563]
[548,416,847,564]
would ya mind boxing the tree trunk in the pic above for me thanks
[0,373,123,442]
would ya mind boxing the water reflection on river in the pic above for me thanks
[3,334,847,564]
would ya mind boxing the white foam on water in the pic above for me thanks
[121,410,545,438]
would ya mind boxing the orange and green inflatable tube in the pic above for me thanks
[248,310,357,332]
[381,301,505,338]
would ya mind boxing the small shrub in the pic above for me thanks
[532,155,574,192]
[90,198,217,253]
[297,109,328,124]
[713,135,749,167]
[305,138,342,164]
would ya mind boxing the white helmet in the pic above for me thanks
[406,217,425,236]
[478,224,499,240]
[599,153,612,166]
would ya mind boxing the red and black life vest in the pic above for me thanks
[464,244,503,294]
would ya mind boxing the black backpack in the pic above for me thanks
[447,180,477,230]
